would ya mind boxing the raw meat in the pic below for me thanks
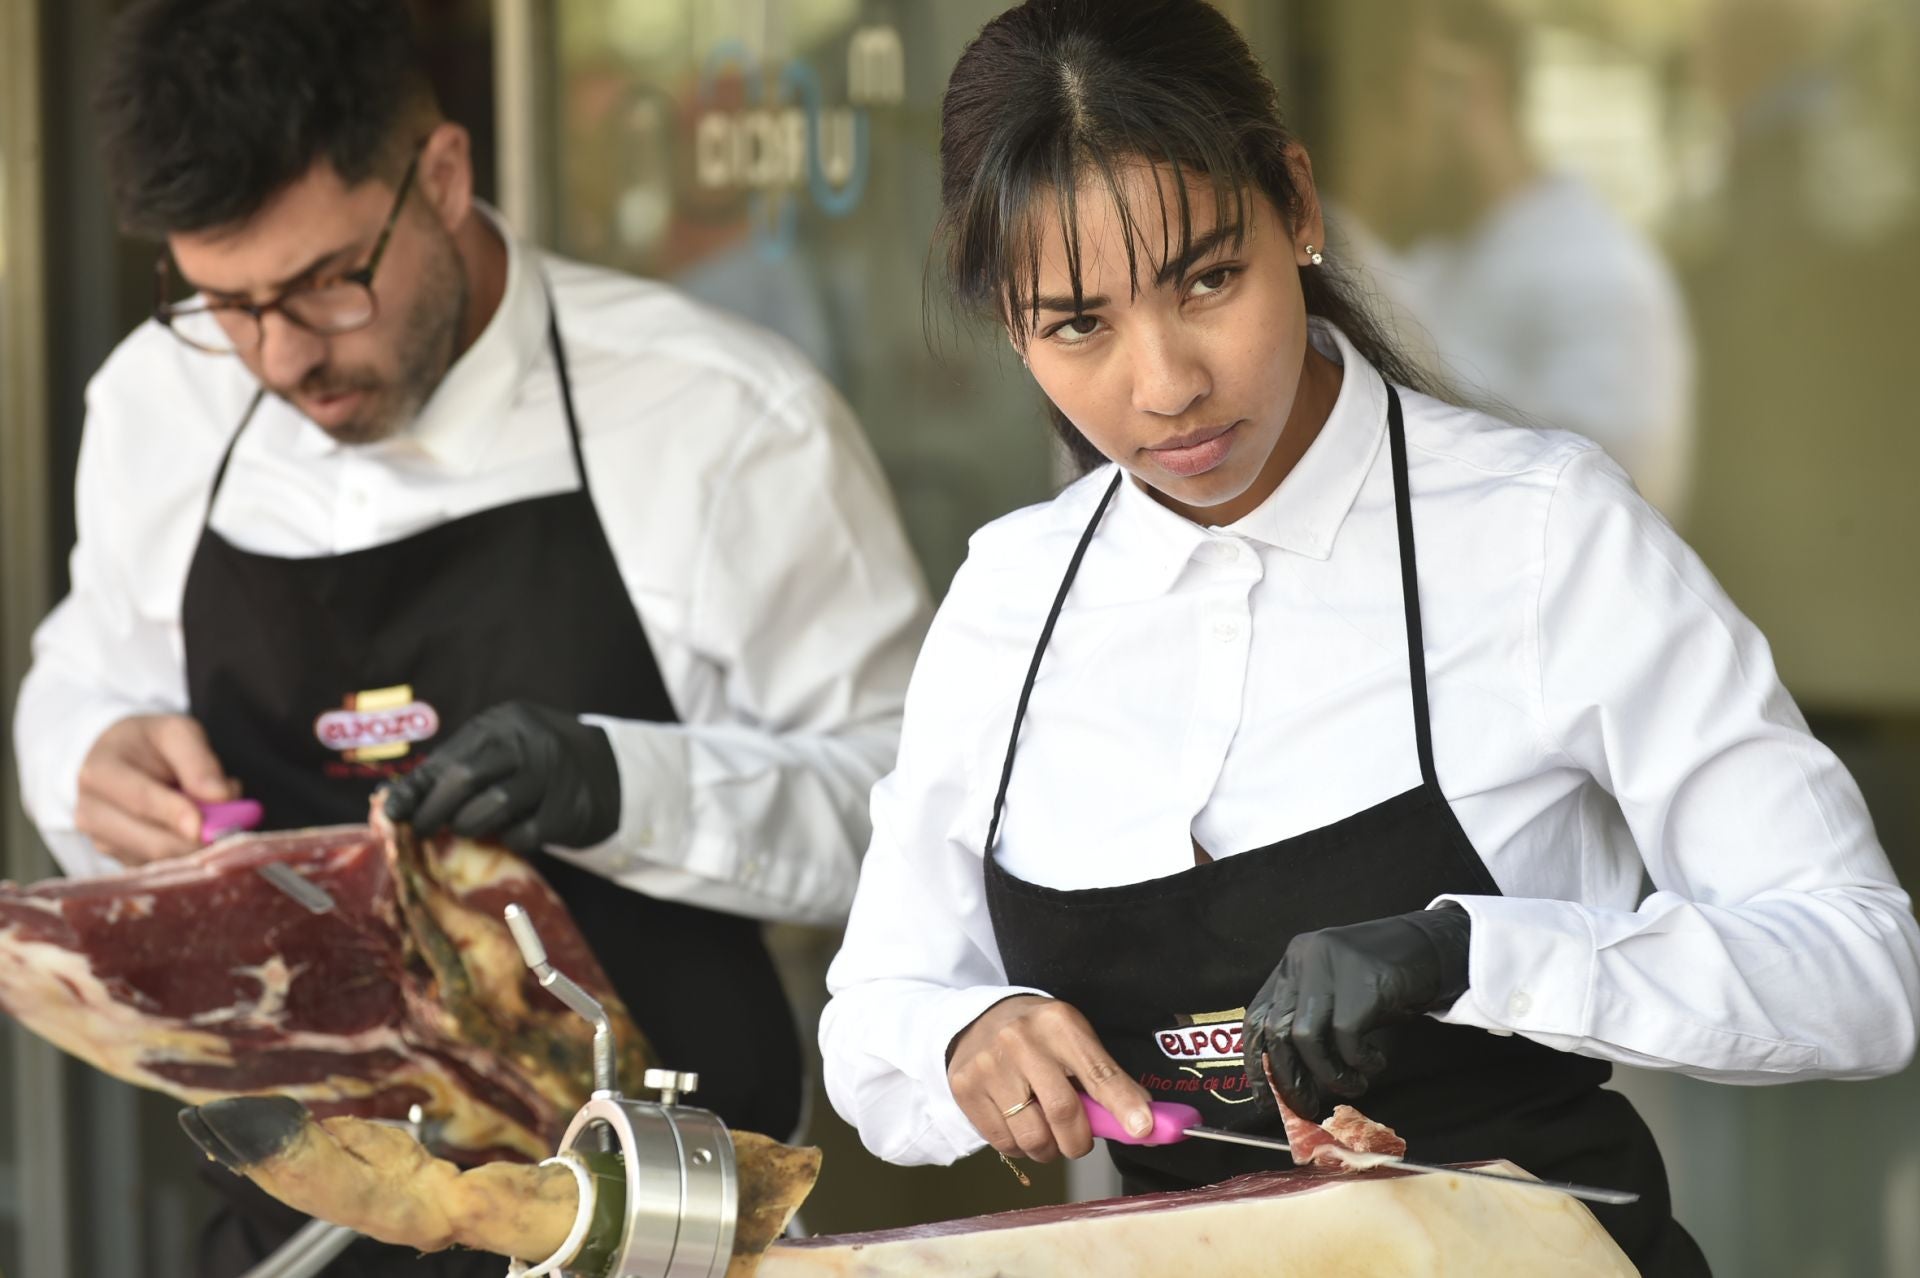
[1262,1053,1407,1168]
[1324,1104,1408,1157]
[753,1163,1637,1277]
[0,817,654,1162]
[1276,1100,1407,1169]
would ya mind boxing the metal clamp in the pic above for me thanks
[558,1094,738,1278]
[505,903,739,1278]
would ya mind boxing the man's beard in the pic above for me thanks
[296,231,469,446]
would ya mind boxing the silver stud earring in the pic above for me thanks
[1304,244,1324,266]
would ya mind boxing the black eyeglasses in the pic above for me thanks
[155,145,424,356]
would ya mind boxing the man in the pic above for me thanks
[11,0,928,1272]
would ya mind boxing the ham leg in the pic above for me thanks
[0,818,654,1162]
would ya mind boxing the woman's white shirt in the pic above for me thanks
[819,321,1920,1167]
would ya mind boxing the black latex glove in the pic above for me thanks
[1243,904,1472,1119]
[380,701,620,855]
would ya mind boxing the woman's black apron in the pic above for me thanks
[179,305,802,1276]
[982,385,1709,1276]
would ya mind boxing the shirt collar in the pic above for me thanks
[287,203,549,470]
[1090,320,1389,594]
[1223,319,1388,561]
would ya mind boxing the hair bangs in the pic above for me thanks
[950,96,1258,344]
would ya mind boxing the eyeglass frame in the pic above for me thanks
[152,142,425,355]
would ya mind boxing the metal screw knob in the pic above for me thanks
[642,1068,701,1105]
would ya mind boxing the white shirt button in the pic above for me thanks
[1210,617,1241,642]
[1507,991,1533,1019]
[1197,539,1240,565]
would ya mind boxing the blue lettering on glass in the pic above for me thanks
[693,26,901,258]
[780,60,868,218]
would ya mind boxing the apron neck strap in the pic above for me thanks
[1383,385,1439,789]
[543,288,592,499]
[983,468,1122,857]
[202,388,267,535]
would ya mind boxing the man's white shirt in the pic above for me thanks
[14,211,931,925]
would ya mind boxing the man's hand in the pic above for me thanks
[76,714,240,865]
[1244,905,1473,1119]
[380,702,620,855]
[946,995,1154,1163]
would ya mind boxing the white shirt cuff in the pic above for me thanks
[915,985,1055,1162]
[569,714,693,871]
[1427,894,1597,1038]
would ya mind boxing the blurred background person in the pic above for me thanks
[1325,0,1695,519]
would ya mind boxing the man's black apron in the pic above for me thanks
[179,306,802,1277]
[982,386,1709,1276]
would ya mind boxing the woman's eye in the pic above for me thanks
[1050,315,1103,344]
[1190,266,1238,297]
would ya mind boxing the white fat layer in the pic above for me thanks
[755,1163,1638,1277]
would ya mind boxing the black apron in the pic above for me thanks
[179,305,803,1277]
[982,386,1709,1276]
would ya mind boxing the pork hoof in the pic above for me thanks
[180,1096,309,1170]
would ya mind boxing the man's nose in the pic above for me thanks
[253,311,328,392]
[1130,327,1211,418]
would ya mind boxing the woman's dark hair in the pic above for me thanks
[936,0,1444,471]
[95,0,438,239]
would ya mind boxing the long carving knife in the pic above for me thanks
[1080,1096,1638,1206]
[256,861,338,915]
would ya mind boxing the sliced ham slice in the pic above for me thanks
[1262,1054,1407,1168]
[1324,1104,1408,1158]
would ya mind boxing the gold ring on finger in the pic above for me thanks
[1000,1094,1036,1120]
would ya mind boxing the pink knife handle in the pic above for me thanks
[1080,1095,1201,1147]
[198,799,264,843]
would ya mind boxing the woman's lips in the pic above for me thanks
[1145,421,1238,478]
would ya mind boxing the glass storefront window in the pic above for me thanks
[550,1,1062,595]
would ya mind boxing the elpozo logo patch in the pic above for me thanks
[314,684,439,762]
[1155,1008,1247,1067]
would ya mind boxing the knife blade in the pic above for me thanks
[1181,1124,1640,1204]
[256,861,337,915]
[1080,1097,1638,1206]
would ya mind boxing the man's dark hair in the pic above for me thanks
[96,0,439,239]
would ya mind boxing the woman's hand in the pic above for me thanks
[1244,905,1473,1118]
[946,995,1154,1162]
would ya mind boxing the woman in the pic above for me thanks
[818,2,1920,1274]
